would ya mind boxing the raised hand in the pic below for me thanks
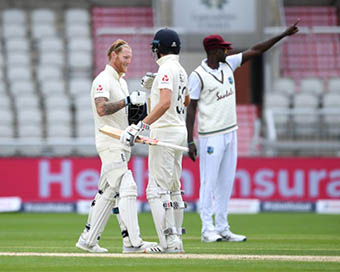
[284,18,300,36]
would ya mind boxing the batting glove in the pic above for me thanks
[125,91,147,106]
[120,121,150,147]
[141,72,157,90]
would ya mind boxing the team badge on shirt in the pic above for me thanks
[228,77,233,85]
[207,146,214,154]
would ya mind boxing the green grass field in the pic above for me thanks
[0,212,339,272]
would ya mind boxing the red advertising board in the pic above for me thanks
[1,157,339,202]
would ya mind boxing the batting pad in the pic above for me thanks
[119,171,136,196]
[85,187,116,247]
[148,197,167,249]
[113,203,131,247]
[171,191,185,235]
[116,213,137,248]
[118,197,143,247]
[147,180,178,249]
[118,170,143,247]
[82,190,104,234]
[161,193,176,234]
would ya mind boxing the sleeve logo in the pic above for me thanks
[96,85,103,92]
[161,75,169,82]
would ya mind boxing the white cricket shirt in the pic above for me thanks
[91,64,130,152]
[150,54,189,129]
[189,53,242,137]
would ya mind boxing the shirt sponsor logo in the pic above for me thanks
[162,75,169,82]
[96,85,103,92]
[216,88,233,101]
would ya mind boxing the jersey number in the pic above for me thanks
[176,86,186,114]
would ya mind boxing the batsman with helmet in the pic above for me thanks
[186,20,300,243]
[121,28,190,253]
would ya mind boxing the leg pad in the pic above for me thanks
[163,227,177,236]
[162,201,173,209]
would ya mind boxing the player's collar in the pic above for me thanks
[105,64,125,79]
[201,58,222,72]
[157,54,179,66]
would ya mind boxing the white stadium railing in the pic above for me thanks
[263,108,340,156]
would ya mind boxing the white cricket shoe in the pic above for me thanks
[201,231,223,243]
[219,230,247,242]
[178,237,185,253]
[166,247,183,253]
[144,245,166,253]
[143,244,184,254]
[76,235,108,253]
[166,235,184,253]
[122,241,158,253]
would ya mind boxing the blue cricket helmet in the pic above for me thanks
[151,28,181,55]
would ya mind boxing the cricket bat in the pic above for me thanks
[99,125,189,152]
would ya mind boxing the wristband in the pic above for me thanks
[188,141,195,145]
[125,96,131,106]
[140,121,150,130]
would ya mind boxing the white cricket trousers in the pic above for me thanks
[148,126,187,191]
[199,130,237,234]
[98,147,130,189]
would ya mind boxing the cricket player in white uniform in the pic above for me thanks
[186,20,300,243]
[121,28,190,253]
[76,39,156,253]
